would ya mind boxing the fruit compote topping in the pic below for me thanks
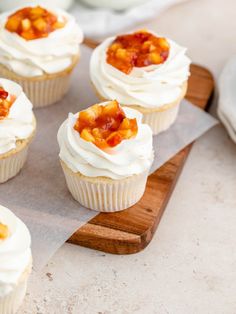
[0,87,16,120]
[106,30,170,74]
[5,6,66,41]
[0,223,9,240]
[74,100,138,150]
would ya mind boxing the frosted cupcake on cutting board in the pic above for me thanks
[90,30,191,135]
[58,100,154,212]
[0,78,36,183]
[0,5,83,107]
[0,205,32,314]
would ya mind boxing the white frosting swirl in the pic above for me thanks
[0,78,35,155]
[58,104,154,180]
[0,7,83,77]
[90,33,191,109]
[0,205,31,298]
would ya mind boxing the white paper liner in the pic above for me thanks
[61,161,149,212]
[141,101,181,135]
[0,270,29,314]
[18,75,70,108]
[0,144,29,183]
[0,64,75,108]
[0,45,218,270]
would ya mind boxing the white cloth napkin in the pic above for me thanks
[71,0,187,39]
[218,57,236,143]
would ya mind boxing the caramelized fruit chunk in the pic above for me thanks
[107,30,170,74]
[0,223,9,240]
[74,101,138,150]
[0,87,16,119]
[5,6,65,40]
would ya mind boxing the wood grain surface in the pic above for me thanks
[68,59,214,254]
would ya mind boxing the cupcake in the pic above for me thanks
[90,30,191,135]
[0,5,83,108]
[58,100,153,212]
[0,205,32,314]
[0,78,36,183]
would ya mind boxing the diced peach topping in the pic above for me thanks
[0,87,16,119]
[0,223,9,240]
[74,101,138,150]
[106,30,170,74]
[5,6,66,40]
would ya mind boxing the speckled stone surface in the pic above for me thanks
[20,0,236,313]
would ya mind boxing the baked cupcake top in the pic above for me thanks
[58,100,153,179]
[0,78,35,155]
[0,205,31,297]
[90,30,191,109]
[0,5,83,77]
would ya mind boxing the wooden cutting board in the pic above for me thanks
[68,50,214,254]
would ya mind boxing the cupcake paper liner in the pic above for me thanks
[0,263,31,314]
[0,55,79,108]
[0,277,27,314]
[141,100,181,135]
[0,143,29,184]
[13,75,71,109]
[0,122,35,184]
[61,160,149,212]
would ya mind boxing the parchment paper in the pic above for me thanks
[0,45,218,270]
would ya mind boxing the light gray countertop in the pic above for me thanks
[21,0,236,313]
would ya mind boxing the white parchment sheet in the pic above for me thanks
[0,45,218,269]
